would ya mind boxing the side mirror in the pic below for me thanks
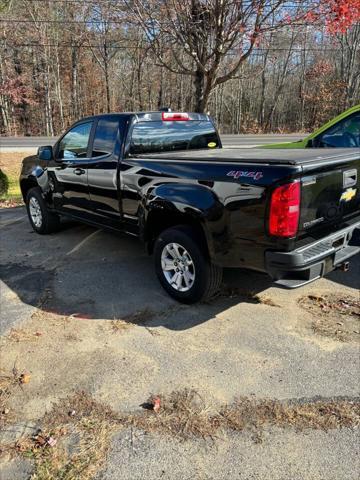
[38,145,53,161]
[305,138,313,148]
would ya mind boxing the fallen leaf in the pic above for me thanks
[20,373,31,384]
[47,437,57,447]
[153,397,161,413]
[34,435,46,446]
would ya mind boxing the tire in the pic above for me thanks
[26,187,60,234]
[154,226,223,303]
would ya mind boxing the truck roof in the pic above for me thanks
[76,111,211,123]
[138,148,360,166]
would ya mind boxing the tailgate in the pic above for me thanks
[298,154,360,237]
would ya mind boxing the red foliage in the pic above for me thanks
[305,60,334,79]
[322,0,360,33]
[0,76,36,105]
[284,1,360,34]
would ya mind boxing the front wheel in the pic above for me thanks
[154,226,222,303]
[26,187,60,234]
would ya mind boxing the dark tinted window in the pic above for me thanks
[58,122,92,159]
[129,121,219,154]
[314,112,360,148]
[92,118,119,157]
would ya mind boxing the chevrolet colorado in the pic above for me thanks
[20,111,360,303]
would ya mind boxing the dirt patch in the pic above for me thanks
[216,286,280,307]
[6,328,42,344]
[299,294,360,342]
[111,308,155,333]
[0,365,31,429]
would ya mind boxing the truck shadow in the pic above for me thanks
[0,215,359,332]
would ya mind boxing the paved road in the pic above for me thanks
[0,133,305,150]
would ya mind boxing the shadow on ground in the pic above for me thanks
[1,207,359,331]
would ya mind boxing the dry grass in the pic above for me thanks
[129,389,360,439]
[110,319,133,333]
[0,375,15,428]
[111,308,155,333]
[3,389,359,478]
[130,389,217,439]
[123,307,155,325]
[0,366,31,428]
[0,152,25,206]
[299,294,360,342]
[6,328,42,343]
[12,392,119,480]
[42,391,118,429]
[220,396,360,433]
[253,294,280,307]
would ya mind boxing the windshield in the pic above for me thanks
[129,120,219,154]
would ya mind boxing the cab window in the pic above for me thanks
[313,113,360,148]
[129,121,219,154]
[58,122,93,159]
[92,118,119,157]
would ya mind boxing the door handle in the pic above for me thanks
[73,168,85,175]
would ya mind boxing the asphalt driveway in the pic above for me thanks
[0,207,359,480]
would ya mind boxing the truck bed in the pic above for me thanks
[136,148,360,166]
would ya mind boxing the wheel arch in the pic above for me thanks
[144,206,213,259]
[20,176,38,202]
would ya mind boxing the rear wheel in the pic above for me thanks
[26,187,60,234]
[154,226,222,303]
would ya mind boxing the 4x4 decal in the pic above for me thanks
[227,170,264,181]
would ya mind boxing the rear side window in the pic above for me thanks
[129,121,219,154]
[314,112,360,148]
[92,118,119,157]
[58,122,92,159]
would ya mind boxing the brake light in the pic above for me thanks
[269,182,301,237]
[162,112,189,121]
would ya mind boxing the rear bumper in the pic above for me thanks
[265,222,360,288]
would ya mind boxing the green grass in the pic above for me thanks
[0,152,24,206]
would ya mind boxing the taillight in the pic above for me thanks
[162,112,189,121]
[269,182,300,237]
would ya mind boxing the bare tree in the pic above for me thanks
[0,0,359,135]
[127,0,304,112]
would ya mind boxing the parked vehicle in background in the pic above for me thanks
[262,105,360,149]
[20,111,360,303]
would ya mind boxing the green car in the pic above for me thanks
[262,104,360,148]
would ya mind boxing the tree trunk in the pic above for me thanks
[44,61,54,137]
[54,47,64,131]
[259,47,270,129]
[194,68,206,112]
[104,43,111,113]
[157,67,164,109]
[71,47,79,121]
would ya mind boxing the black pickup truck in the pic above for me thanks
[20,111,360,303]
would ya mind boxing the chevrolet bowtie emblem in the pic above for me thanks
[340,188,356,202]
